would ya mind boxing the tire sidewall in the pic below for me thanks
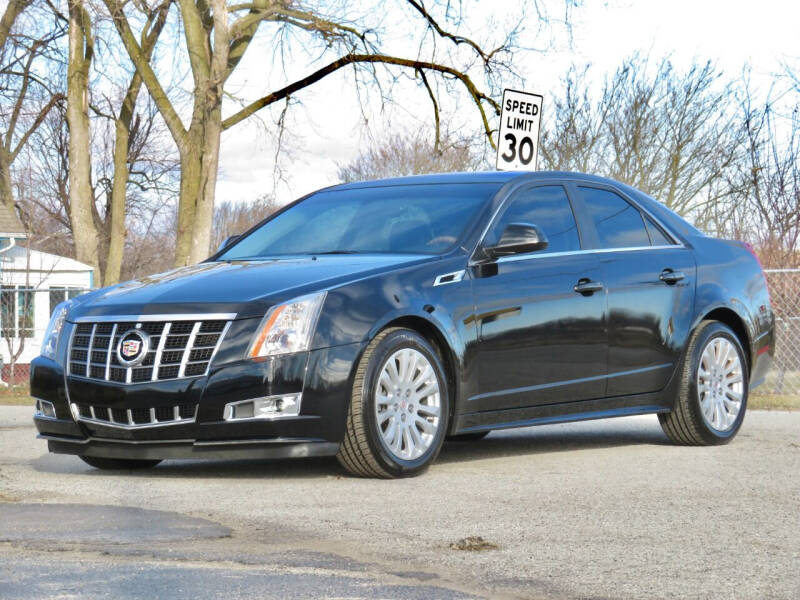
[687,322,749,443]
[359,330,449,477]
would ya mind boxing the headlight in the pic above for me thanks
[41,301,70,360]
[248,292,326,359]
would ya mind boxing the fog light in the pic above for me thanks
[34,399,56,419]
[223,394,302,421]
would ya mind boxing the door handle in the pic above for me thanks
[660,269,685,284]
[574,279,603,295]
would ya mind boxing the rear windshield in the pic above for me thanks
[218,183,500,258]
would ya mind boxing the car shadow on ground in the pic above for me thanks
[437,423,671,465]
[34,419,671,479]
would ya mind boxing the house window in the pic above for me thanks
[1,287,34,339]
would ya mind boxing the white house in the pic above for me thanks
[0,204,93,375]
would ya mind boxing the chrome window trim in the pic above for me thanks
[72,313,237,323]
[70,402,197,429]
[493,244,685,265]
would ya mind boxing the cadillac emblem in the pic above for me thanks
[116,329,151,367]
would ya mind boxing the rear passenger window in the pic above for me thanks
[578,187,650,249]
[490,185,580,254]
[644,216,672,246]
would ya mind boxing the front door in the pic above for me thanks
[469,184,608,412]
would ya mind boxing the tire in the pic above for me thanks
[659,320,748,446]
[337,328,450,478]
[447,431,490,442]
[80,456,162,470]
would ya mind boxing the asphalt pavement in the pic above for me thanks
[0,406,798,599]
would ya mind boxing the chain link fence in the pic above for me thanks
[752,269,800,398]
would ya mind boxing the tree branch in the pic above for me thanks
[102,0,187,147]
[418,69,440,153]
[11,93,64,161]
[222,53,499,148]
[404,0,499,64]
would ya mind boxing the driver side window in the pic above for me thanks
[488,185,581,254]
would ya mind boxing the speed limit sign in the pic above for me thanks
[496,89,543,171]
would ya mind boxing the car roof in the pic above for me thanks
[330,170,621,190]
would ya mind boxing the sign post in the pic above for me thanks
[495,89,543,171]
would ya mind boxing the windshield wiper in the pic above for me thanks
[313,250,360,255]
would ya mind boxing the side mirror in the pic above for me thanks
[484,223,548,258]
[216,234,241,254]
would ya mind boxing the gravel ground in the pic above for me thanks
[0,406,798,599]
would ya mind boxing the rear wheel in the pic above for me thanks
[80,456,162,470]
[337,328,449,478]
[659,320,748,445]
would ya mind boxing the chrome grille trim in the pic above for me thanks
[68,317,232,385]
[85,324,97,378]
[73,313,237,323]
[178,321,202,379]
[151,322,170,381]
[70,402,197,429]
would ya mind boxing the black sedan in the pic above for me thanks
[32,171,774,478]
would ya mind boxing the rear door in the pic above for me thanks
[574,184,696,396]
[469,184,607,412]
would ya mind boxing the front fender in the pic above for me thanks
[311,255,477,415]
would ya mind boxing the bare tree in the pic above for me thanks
[337,128,482,183]
[96,0,171,285]
[541,56,740,221]
[719,72,800,267]
[0,0,65,219]
[99,0,572,267]
[65,0,100,281]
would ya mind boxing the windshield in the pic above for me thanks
[218,183,500,259]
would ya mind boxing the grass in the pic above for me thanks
[0,385,32,406]
[749,393,800,411]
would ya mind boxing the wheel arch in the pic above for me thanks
[698,306,752,369]
[379,315,459,427]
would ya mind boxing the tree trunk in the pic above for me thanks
[103,115,129,286]
[0,148,14,218]
[174,102,223,267]
[66,0,101,285]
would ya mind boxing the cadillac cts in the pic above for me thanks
[32,171,774,478]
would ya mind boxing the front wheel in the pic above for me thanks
[659,320,748,445]
[337,328,449,478]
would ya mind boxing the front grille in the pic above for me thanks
[71,402,197,428]
[68,317,231,384]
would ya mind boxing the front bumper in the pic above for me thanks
[31,341,365,460]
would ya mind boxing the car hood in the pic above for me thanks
[69,255,434,321]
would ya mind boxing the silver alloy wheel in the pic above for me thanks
[374,348,441,460]
[697,336,744,432]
